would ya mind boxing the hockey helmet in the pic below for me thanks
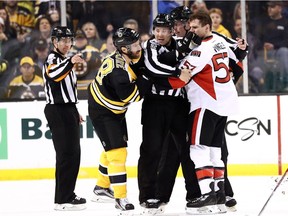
[170,6,192,22]
[153,13,173,28]
[51,26,74,39]
[113,27,140,49]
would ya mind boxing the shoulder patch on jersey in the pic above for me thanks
[149,40,158,50]
[213,42,226,52]
[47,54,55,65]
[190,50,201,57]
[115,52,126,69]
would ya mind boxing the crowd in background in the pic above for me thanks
[0,0,287,101]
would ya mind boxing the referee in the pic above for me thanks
[43,26,86,211]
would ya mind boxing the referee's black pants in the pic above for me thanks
[138,95,190,203]
[222,135,234,197]
[44,104,81,204]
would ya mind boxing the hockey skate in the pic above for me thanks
[115,198,135,216]
[140,199,167,215]
[91,185,114,203]
[185,193,218,215]
[216,192,227,213]
[54,196,86,211]
[225,196,237,212]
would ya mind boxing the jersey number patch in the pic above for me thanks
[96,57,114,85]
[212,52,230,84]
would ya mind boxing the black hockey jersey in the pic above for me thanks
[89,51,150,114]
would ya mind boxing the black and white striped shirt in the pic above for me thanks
[143,37,183,97]
[43,51,78,104]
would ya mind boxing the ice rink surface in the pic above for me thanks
[0,176,287,216]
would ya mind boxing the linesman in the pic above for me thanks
[43,26,86,211]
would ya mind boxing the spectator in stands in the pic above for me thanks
[48,7,61,27]
[0,6,16,40]
[29,15,53,48]
[100,33,116,59]
[0,17,9,73]
[190,0,209,14]
[35,1,59,19]
[209,8,232,38]
[0,6,17,62]
[4,0,35,43]
[255,1,288,92]
[71,1,113,39]
[140,32,151,44]
[31,38,49,75]
[6,56,44,100]
[233,2,249,22]
[68,29,102,99]
[123,18,139,32]
[35,1,72,30]
[82,22,106,53]
[234,18,264,93]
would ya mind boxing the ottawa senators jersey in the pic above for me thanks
[89,51,143,114]
[180,33,239,116]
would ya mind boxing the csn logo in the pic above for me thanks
[225,117,271,141]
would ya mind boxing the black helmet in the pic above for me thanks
[170,6,192,22]
[153,13,173,28]
[51,26,74,39]
[113,27,139,49]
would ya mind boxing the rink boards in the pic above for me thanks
[0,95,288,180]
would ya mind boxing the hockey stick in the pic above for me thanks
[257,168,288,216]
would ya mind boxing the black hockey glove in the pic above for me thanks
[177,32,202,54]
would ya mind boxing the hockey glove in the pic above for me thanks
[177,32,202,54]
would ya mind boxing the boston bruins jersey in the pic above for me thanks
[7,75,44,99]
[89,51,148,114]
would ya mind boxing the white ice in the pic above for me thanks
[0,176,287,216]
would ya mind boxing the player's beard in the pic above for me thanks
[127,50,141,60]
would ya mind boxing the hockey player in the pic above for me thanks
[88,27,151,214]
[180,11,241,214]
[165,5,247,212]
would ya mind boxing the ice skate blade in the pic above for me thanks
[91,194,114,203]
[186,204,218,215]
[217,204,227,213]
[140,205,166,215]
[117,209,134,216]
[54,203,86,211]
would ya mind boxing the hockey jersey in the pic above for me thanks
[89,51,150,114]
[180,33,239,116]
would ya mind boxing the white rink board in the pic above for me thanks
[0,95,285,170]
[226,96,278,164]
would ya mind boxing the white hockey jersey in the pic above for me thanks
[180,33,239,116]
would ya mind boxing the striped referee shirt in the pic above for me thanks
[43,50,78,104]
[143,37,183,97]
